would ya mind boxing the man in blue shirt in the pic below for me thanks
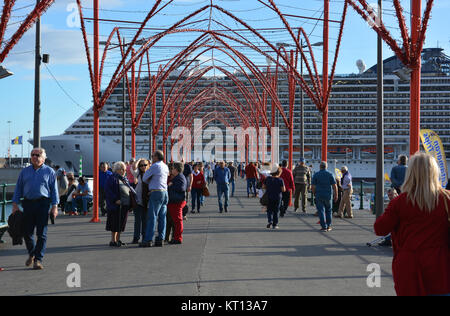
[72,176,93,216]
[391,155,408,194]
[12,148,59,270]
[312,161,338,232]
[214,161,231,213]
[99,162,112,216]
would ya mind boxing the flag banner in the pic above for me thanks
[11,136,22,145]
[420,129,449,188]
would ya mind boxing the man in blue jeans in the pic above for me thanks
[214,161,231,213]
[140,150,170,248]
[312,161,338,232]
[11,148,59,270]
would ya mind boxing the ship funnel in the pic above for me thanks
[356,59,366,74]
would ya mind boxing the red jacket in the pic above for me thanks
[245,164,258,179]
[374,193,450,296]
[280,168,295,192]
[191,171,206,189]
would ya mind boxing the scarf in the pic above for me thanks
[114,173,137,196]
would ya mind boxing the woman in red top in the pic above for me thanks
[191,163,206,213]
[374,153,450,296]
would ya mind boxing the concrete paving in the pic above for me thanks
[0,179,395,296]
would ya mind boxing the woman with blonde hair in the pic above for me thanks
[374,152,450,296]
[130,158,151,244]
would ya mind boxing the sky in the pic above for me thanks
[0,0,449,158]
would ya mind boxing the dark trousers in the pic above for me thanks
[191,188,203,212]
[294,184,308,211]
[280,191,291,215]
[22,198,51,262]
[99,187,107,215]
[267,198,281,226]
[247,178,257,196]
[133,205,147,240]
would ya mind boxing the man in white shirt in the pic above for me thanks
[337,166,353,219]
[140,150,169,247]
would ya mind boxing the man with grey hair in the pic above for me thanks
[141,150,169,247]
[293,157,311,213]
[11,148,59,270]
[312,161,338,232]
[336,165,353,219]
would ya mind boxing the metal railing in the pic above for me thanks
[0,183,15,243]
[0,183,15,223]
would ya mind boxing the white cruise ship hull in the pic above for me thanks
[41,134,127,176]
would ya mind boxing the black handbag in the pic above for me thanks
[260,192,269,206]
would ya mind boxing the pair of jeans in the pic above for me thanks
[247,178,256,196]
[316,197,332,229]
[267,198,281,226]
[133,205,147,240]
[230,179,235,196]
[22,198,51,262]
[73,195,93,213]
[191,188,202,212]
[144,191,169,242]
[217,183,229,211]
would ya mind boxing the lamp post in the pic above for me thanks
[375,0,384,218]
[34,0,41,149]
[276,41,323,164]
[7,121,11,167]
[99,38,136,162]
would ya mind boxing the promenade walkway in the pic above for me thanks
[0,179,395,296]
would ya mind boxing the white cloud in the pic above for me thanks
[22,74,80,81]
[4,25,90,69]
[51,0,124,11]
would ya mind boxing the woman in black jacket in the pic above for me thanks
[105,162,136,247]
[167,162,187,244]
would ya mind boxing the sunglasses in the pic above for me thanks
[31,153,41,157]
[139,164,148,167]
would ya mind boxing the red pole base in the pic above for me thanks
[90,217,101,223]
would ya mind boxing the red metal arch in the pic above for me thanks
[347,0,434,155]
[0,0,55,63]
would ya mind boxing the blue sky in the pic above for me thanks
[1,0,449,158]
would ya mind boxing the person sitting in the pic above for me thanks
[63,173,78,215]
[72,177,93,216]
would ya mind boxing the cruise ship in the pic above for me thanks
[41,48,450,178]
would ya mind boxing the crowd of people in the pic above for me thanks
[8,147,450,296]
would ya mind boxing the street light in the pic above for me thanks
[276,41,323,161]
[99,39,139,162]
[0,65,13,79]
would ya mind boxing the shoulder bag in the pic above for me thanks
[202,185,210,197]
